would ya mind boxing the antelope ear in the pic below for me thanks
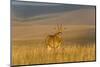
[57,24,60,31]
[60,24,63,31]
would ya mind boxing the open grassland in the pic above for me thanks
[12,41,95,65]
[12,7,96,66]
[12,25,96,66]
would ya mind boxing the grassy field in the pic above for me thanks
[11,4,96,66]
[12,25,96,66]
[12,41,95,65]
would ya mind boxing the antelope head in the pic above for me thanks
[53,24,63,38]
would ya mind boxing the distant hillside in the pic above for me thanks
[12,7,95,25]
[11,1,93,19]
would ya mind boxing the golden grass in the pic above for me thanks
[12,25,95,66]
[12,42,95,66]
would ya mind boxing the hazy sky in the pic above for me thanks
[11,0,95,20]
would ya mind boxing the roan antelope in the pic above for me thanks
[45,24,63,51]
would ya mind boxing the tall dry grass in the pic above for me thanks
[12,42,95,66]
[12,25,95,66]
